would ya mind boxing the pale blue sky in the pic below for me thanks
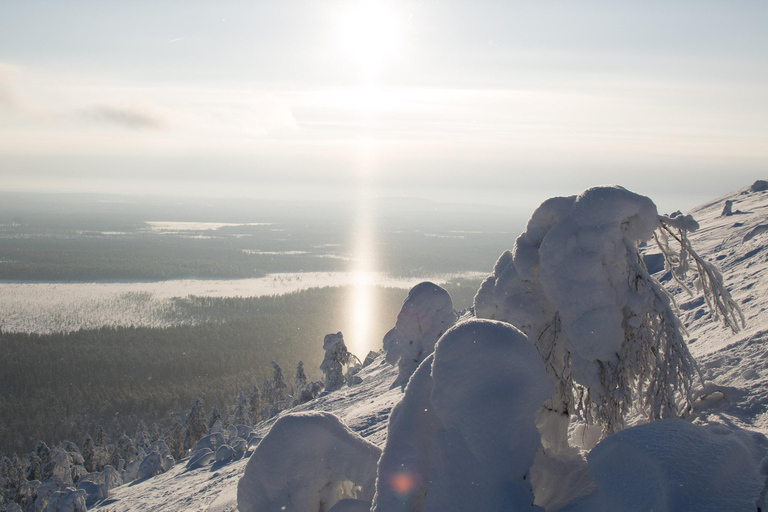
[1,0,766,212]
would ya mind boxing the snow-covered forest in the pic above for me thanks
[3,182,768,511]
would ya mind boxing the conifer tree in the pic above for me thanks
[183,398,208,452]
[167,419,187,461]
[294,361,308,396]
[208,406,222,433]
[249,386,262,425]
[81,435,97,473]
[232,392,251,426]
[271,362,288,403]
[134,422,150,454]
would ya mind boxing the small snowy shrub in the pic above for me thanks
[237,411,381,512]
[474,185,743,437]
[383,282,457,389]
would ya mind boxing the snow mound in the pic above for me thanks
[564,419,768,512]
[374,319,551,512]
[383,281,457,389]
[237,411,382,512]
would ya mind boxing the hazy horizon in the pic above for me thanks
[1,0,766,209]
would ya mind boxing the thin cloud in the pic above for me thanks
[0,63,23,111]
[169,37,184,43]
[80,104,167,130]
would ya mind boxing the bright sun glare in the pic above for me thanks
[337,0,403,82]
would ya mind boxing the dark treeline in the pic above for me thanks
[0,286,424,455]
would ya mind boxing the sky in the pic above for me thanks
[1,0,767,213]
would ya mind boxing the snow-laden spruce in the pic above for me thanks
[383,281,457,389]
[475,185,743,438]
[373,319,551,512]
[321,332,351,392]
[237,411,381,512]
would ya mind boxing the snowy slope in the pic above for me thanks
[95,360,401,512]
[660,183,768,435]
[95,183,768,511]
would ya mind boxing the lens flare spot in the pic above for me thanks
[389,472,416,495]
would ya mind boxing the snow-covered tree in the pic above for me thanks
[26,441,51,481]
[167,419,187,461]
[383,282,458,389]
[248,386,262,424]
[208,406,223,433]
[134,422,151,455]
[320,332,350,392]
[149,423,162,443]
[81,435,97,473]
[474,186,743,440]
[293,361,307,396]
[95,425,109,449]
[1,455,23,505]
[184,398,208,453]
[372,319,552,511]
[271,361,288,404]
[232,392,252,426]
[262,379,275,409]
[298,381,324,405]
[109,433,138,468]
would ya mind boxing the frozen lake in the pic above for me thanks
[0,271,486,334]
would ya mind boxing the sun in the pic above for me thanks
[337,0,403,82]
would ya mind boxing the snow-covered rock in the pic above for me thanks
[215,445,235,463]
[235,425,254,439]
[237,411,382,512]
[186,449,215,470]
[190,432,225,457]
[563,419,768,512]
[383,281,457,389]
[228,437,248,458]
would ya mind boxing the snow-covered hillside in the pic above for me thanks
[94,182,768,512]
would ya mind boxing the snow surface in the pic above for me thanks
[563,419,767,512]
[92,183,768,511]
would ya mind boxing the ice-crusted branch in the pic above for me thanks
[656,217,745,333]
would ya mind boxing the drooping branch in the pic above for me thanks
[656,218,745,333]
